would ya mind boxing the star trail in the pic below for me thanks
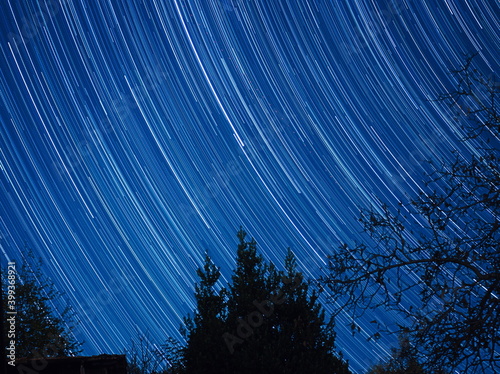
[0,1,498,372]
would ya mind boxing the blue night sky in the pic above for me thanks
[0,1,498,372]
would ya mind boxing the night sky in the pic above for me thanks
[0,1,498,372]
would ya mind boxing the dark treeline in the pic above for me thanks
[157,228,350,374]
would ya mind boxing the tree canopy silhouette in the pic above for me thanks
[2,250,82,361]
[321,55,499,374]
[173,228,350,374]
[367,333,429,374]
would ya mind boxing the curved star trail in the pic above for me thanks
[0,1,498,372]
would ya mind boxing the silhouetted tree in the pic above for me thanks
[126,332,164,374]
[160,337,185,374]
[182,252,227,374]
[224,228,282,373]
[321,56,499,374]
[2,250,82,360]
[367,334,427,374]
[264,249,349,374]
[176,228,350,373]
